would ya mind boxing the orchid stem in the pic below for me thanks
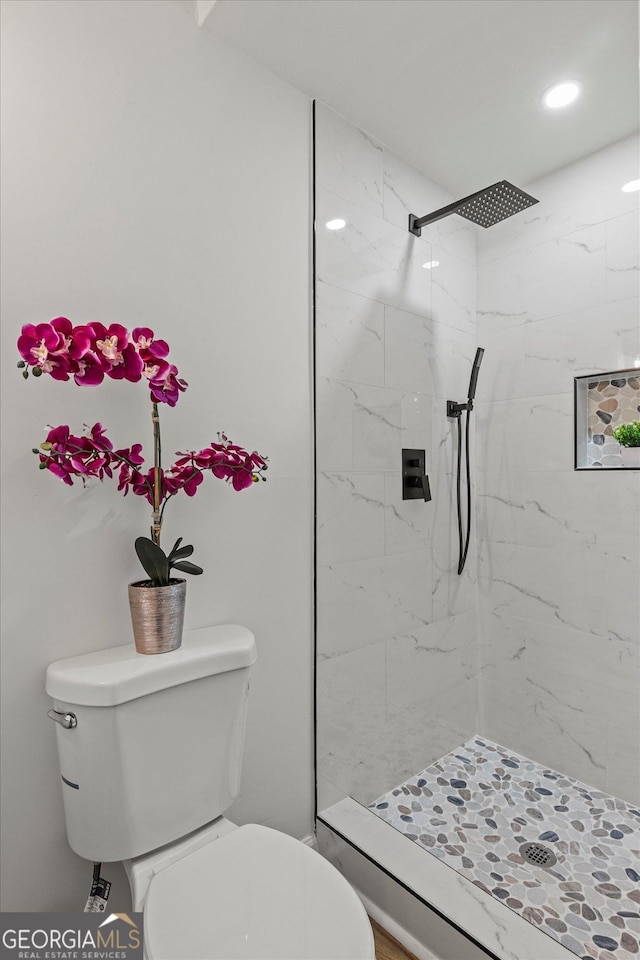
[158,467,199,526]
[152,403,162,546]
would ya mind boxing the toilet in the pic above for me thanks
[46,624,375,960]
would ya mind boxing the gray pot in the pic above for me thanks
[620,446,640,468]
[128,579,186,654]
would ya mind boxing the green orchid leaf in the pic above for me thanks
[167,537,183,561]
[171,559,204,576]
[135,536,170,586]
[169,544,194,562]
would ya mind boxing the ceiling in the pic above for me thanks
[205,0,639,195]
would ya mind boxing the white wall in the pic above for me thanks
[0,0,313,911]
[476,135,640,803]
[314,104,478,810]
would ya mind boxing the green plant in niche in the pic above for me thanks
[612,420,640,447]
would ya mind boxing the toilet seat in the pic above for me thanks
[144,823,375,960]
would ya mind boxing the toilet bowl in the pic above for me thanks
[46,625,375,960]
[129,821,375,960]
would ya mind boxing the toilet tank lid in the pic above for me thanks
[45,624,256,707]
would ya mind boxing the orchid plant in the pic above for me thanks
[17,316,267,586]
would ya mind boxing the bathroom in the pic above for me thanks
[1,1,638,959]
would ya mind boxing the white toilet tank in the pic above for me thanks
[45,624,257,863]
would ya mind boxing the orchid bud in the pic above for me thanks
[32,366,43,377]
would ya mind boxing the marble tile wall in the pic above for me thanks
[476,134,640,805]
[315,102,478,810]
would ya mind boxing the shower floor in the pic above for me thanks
[369,737,640,960]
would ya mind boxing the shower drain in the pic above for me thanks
[519,842,558,868]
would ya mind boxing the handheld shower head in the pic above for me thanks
[467,347,484,404]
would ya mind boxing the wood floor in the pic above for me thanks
[371,918,422,960]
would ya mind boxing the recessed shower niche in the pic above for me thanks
[575,368,640,469]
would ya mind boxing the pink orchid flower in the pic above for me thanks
[20,319,268,561]
[17,317,74,380]
[92,322,143,382]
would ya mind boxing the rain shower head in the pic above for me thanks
[408,180,538,236]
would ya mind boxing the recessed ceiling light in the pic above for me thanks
[542,81,581,109]
[621,180,640,193]
[326,218,346,230]
[422,260,440,269]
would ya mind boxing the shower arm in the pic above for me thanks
[408,186,493,237]
[409,200,466,236]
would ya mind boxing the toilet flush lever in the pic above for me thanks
[47,709,77,729]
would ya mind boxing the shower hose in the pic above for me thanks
[456,408,472,575]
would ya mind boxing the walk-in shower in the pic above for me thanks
[314,100,639,960]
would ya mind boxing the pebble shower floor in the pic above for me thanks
[369,738,640,960]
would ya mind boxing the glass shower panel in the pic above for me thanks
[314,101,478,814]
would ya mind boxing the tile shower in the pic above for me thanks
[314,101,640,960]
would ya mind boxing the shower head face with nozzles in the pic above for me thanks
[455,181,538,228]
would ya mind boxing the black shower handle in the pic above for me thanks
[418,474,432,502]
[408,474,431,501]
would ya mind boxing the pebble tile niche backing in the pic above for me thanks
[370,738,640,960]
[585,374,640,467]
